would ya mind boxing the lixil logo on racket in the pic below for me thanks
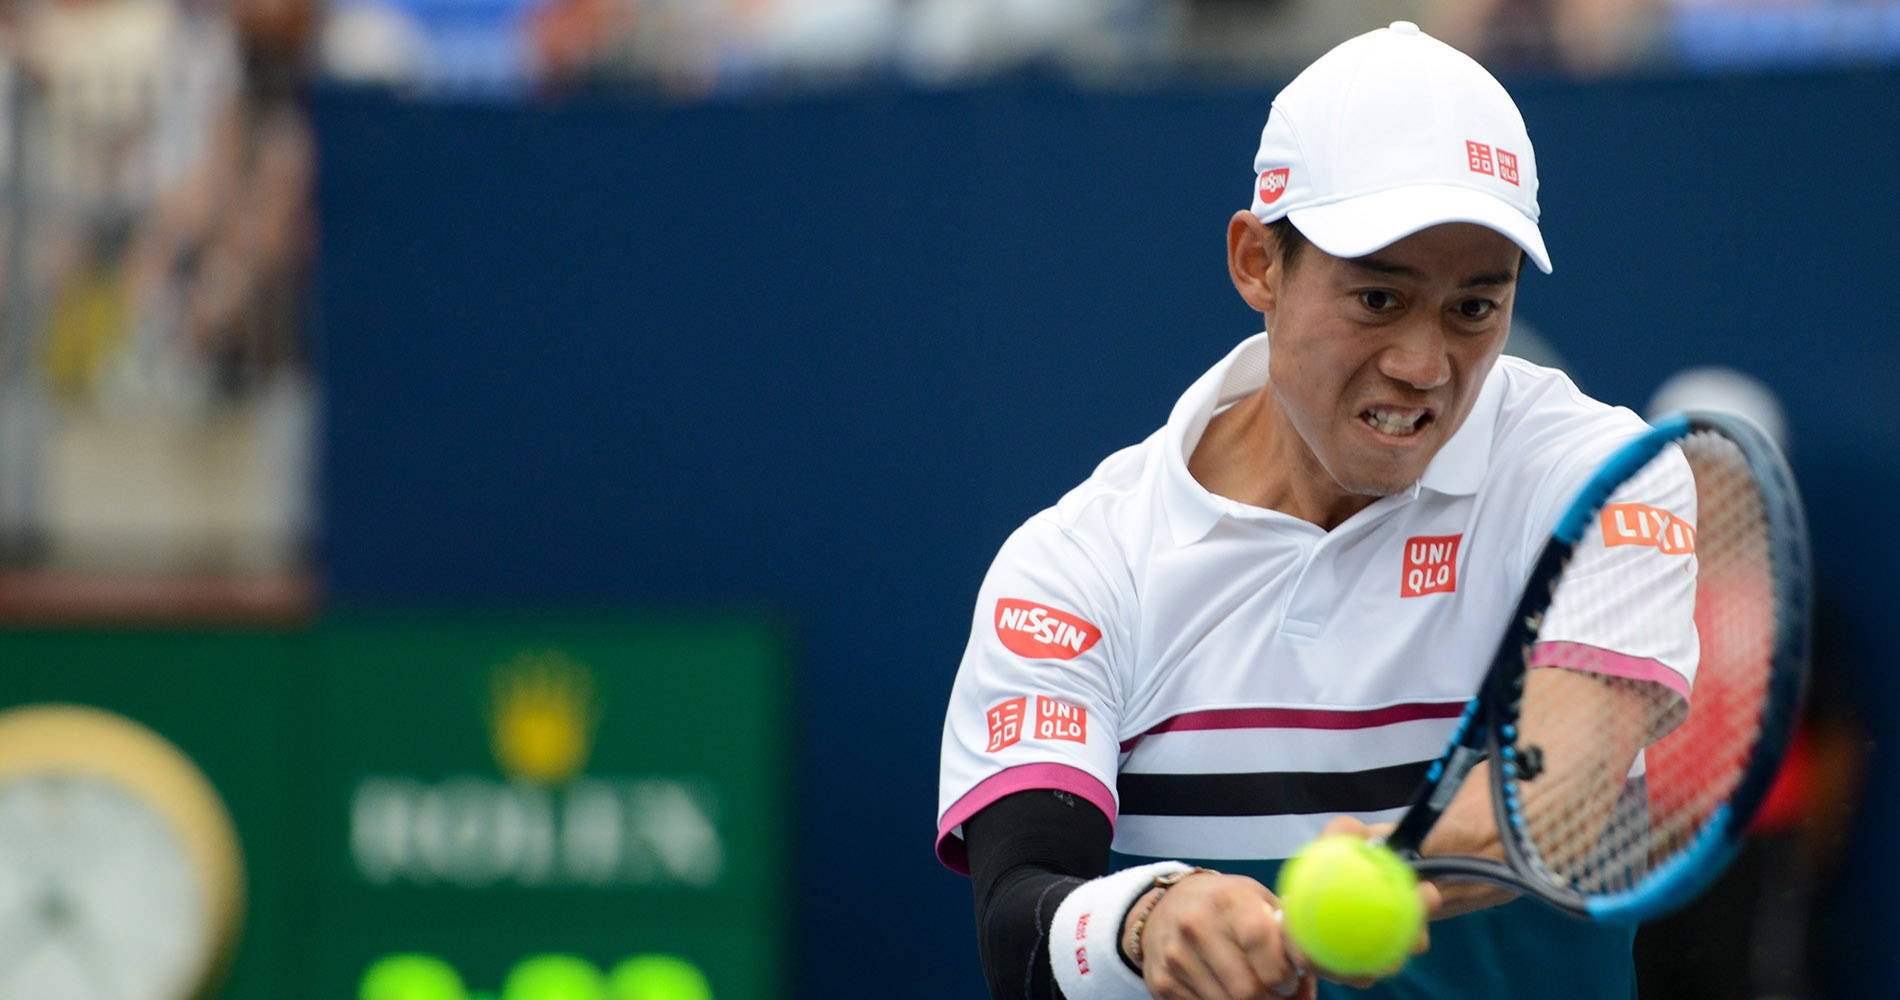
[1600,503,1695,555]
[995,599,1102,659]
[1401,534,1462,597]
[1258,168,1290,205]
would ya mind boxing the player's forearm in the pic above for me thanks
[1419,670,1656,917]
[964,790,1116,1000]
[975,865,1084,1000]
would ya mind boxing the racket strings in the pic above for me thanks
[1511,430,1774,897]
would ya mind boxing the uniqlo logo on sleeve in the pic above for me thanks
[1035,695,1088,743]
[1258,167,1290,205]
[1600,503,1696,555]
[1401,534,1461,597]
[995,599,1102,659]
[1496,149,1520,185]
[985,697,1026,752]
[1466,141,1495,176]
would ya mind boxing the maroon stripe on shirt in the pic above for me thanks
[1118,701,1469,753]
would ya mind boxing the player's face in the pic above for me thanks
[1266,222,1520,504]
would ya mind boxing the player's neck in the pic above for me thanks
[1188,387,1374,530]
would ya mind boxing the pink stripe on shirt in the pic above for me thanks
[936,763,1118,875]
[1530,640,1691,700]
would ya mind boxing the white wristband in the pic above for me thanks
[1048,861,1191,1000]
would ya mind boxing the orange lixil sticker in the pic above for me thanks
[1600,503,1695,555]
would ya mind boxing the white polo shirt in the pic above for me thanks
[936,333,1697,873]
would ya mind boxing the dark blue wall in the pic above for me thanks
[315,68,1900,998]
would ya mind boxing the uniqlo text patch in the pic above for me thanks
[1401,534,1462,597]
[1035,696,1088,743]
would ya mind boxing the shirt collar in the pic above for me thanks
[1158,333,1501,547]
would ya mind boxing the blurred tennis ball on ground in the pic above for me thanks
[360,953,469,1000]
[1276,834,1424,978]
[501,954,609,1000]
[608,954,713,1000]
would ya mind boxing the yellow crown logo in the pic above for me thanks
[487,650,599,784]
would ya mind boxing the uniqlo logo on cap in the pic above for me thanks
[1258,168,1290,205]
[1466,141,1495,177]
[1496,149,1520,186]
[1401,534,1461,597]
[1600,503,1695,555]
[1035,695,1088,743]
[985,697,1026,752]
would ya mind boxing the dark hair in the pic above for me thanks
[1267,216,1308,271]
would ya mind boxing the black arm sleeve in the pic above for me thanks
[965,789,1116,1000]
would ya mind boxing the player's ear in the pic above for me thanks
[1227,210,1280,315]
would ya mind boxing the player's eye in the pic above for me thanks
[1457,298,1498,320]
[1357,290,1401,313]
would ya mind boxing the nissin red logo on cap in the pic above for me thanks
[1258,168,1290,205]
[995,599,1102,659]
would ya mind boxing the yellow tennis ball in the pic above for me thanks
[1276,835,1423,978]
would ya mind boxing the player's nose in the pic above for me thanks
[1377,322,1451,391]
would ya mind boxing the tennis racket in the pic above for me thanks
[1380,407,1810,923]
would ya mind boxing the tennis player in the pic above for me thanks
[937,21,1699,1000]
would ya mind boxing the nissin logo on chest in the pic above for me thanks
[995,599,1102,659]
[1401,534,1462,598]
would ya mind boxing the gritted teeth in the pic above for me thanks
[1361,406,1430,436]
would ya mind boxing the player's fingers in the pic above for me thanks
[1318,814,1373,839]
[1143,932,1219,1000]
[1414,881,1443,948]
[1199,936,1272,1000]
[1226,897,1303,997]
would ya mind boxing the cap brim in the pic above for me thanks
[1287,184,1552,274]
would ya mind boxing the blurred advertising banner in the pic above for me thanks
[0,614,788,1000]
[314,614,789,999]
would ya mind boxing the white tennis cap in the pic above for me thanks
[1251,21,1552,274]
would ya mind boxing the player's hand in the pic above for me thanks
[1124,869,1316,1000]
[1282,816,1441,990]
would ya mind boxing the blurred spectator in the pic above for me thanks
[321,0,541,93]
[316,0,1900,96]
[1666,0,1900,70]
[1172,0,1425,76]
[1425,0,1657,74]
[0,0,317,574]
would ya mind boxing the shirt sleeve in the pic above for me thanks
[937,514,1130,875]
[1529,442,1699,735]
